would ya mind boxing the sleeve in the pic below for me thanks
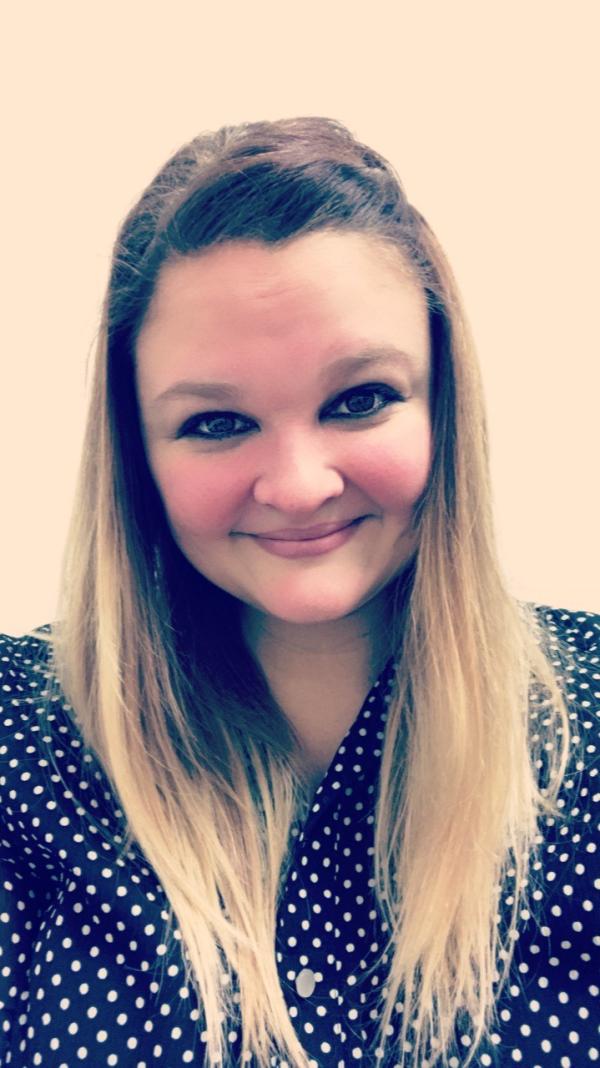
[0,633,52,1063]
[0,865,51,1062]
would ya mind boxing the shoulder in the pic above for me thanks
[524,599,600,656]
[1,629,127,874]
[516,608,600,969]
[524,601,599,737]
[524,603,599,870]
[0,627,68,752]
[0,626,55,688]
[0,626,75,791]
[1,627,87,810]
[0,627,60,745]
[524,601,599,764]
[525,600,599,746]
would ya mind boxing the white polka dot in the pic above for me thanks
[0,614,598,1065]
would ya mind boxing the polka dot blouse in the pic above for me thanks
[1,603,599,1066]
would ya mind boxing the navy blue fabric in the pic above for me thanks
[1,603,598,1066]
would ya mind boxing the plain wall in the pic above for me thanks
[1,0,598,634]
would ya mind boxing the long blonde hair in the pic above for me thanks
[40,117,579,1065]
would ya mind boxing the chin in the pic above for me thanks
[254,596,366,626]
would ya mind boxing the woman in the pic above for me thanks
[0,117,598,1067]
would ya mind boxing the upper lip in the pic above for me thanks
[251,519,361,541]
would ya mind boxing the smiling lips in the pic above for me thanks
[254,519,361,541]
[247,517,366,558]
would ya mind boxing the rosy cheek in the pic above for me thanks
[347,418,432,509]
[152,454,246,536]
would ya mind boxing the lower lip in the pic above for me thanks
[251,519,366,558]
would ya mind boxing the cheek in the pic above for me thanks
[151,454,247,537]
[350,417,432,510]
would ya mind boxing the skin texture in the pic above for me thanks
[136,231,432,769]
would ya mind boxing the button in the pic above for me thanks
[295,967,316,998]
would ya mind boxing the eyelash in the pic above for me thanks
[175,383,405,441]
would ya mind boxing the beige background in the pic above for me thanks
[1,1,598,634]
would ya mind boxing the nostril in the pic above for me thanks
[252,468,345,510]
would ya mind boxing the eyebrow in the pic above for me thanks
[151,346,421,407]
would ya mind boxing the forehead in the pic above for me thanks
[135,231,430,399]
[141,231,423,330]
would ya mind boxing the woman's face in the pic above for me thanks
[136,231,432,626]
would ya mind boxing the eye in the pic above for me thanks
[176,411,256,440]
[175,383,405,441]
[324,383,404,420]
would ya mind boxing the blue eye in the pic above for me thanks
[176,383,403,441]
[176,411,256,440]
[325,383,404,419]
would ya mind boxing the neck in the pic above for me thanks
[242,593,392,682]
[241,594,394,785]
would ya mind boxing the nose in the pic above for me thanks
[252,432,345,514]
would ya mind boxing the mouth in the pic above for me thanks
[251,518,363,542]
[246,517,368,559]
